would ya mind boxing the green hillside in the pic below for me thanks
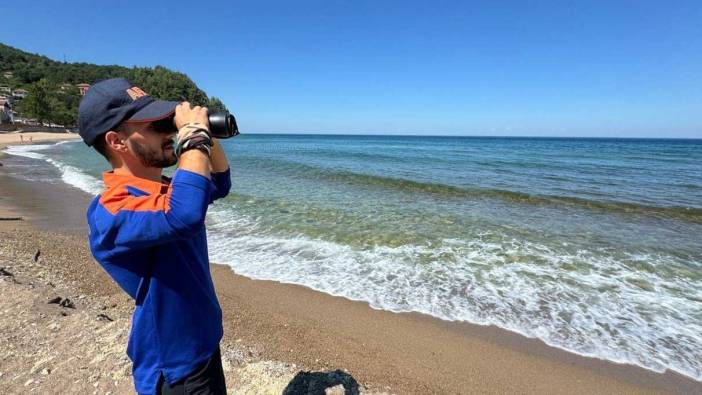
[0,43,226,126]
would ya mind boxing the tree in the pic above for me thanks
[1,42,229,126]
[207,96,228,112]
[17,78,53,123]
[51,86,80,126]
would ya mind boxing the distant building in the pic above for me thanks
[60,83,74,91]
[2,71,13,79]
[0,86,10,94]
[12,88,28,99]
[12,112,27,125]
[0,93,14,105]
[0,98,13,124]
[76,83,90,96]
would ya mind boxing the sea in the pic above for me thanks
[4,135,701,381]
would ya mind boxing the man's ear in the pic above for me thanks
[105,130,128,155]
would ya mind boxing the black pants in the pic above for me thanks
[157,348,227,395]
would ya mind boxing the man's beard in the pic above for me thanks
[131,139,177,168]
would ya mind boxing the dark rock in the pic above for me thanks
[48,296,76,309]
[59,298,75,309]
[97,313,113,322]
[34,249,41,262]
[48,296,62,304]
[283,369,360,395]
[0,267,13,277]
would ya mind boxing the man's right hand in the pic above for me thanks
[175,101,212,179]
[175,101,210,140]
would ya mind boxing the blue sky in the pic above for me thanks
[2,1,701,137]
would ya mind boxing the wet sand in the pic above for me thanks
[1,155,700,394]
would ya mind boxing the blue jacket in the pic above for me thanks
[86,168,231,394]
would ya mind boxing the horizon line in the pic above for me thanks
[241,132,702,140]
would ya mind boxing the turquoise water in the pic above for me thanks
[6,135,702,380]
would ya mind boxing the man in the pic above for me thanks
[78,78,231,394]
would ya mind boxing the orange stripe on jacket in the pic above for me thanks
[99,172,173,215]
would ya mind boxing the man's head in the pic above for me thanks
[93,117,177,168]
[78,78,179,169]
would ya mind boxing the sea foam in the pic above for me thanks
[205,205,702,382]
[5,143,103,195]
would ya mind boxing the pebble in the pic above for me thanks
[59,298,75,308]
[41,368,50,375]
[97,313,113,322]
[48,296,62,304]
[24,379,34,386]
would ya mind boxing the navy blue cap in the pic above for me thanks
[78,78,178,146]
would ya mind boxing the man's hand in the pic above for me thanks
[175,101,211,179]
[175,101,210,140]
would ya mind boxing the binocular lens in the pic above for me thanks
[162,110,239,139]
[208,111,240,139]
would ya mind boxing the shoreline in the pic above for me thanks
[0,131,81,158]
[1,148,700,393]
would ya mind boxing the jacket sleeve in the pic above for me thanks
[209,167,232,203]
[91,169,211,255]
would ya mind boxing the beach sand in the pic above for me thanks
[0,131,81,151]
[0,156,700,394]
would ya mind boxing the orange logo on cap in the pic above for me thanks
[126,87,148,100]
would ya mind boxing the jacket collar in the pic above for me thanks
[102,171,171,195]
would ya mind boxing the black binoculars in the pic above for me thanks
[162,109,239,139]
[206,110,240,139]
